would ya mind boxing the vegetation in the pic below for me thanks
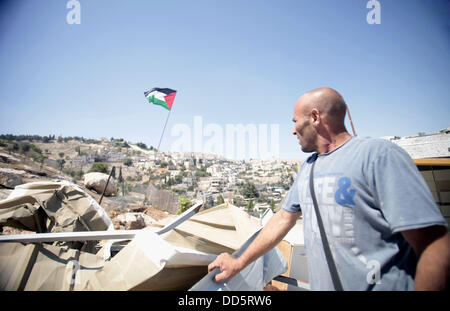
[62,167,84,180]
[136,142,155,150]
[240,182,259,199]
[178,196,193,215]
[216,195,225,205]
[194,165,211,177]
[0,134,102,144]
[269,199,276,211]
[123,158,133,167]
[37,154,48,169]
[246,199,255,214]
[0,134,55,142]
[88,162,109,174]
[56,159,66,173]
[232,196,244,207]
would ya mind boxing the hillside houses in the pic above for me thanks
[2,136,300,216]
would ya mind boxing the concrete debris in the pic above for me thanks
[115,212,156,230]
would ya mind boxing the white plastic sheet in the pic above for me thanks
[189,229,288,291]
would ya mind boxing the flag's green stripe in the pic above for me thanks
[148,95,170,110]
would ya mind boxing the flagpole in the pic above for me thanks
[346,105,357,136]
[157,108,172,151]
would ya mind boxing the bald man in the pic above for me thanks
[208,87,449,291]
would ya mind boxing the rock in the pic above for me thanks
[0,168,25,189]
[115,212,154,230]
[83,172,117,196]
[142,214,156,226]
[0,152,20,164]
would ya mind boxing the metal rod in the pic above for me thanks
[99,166,115,205]
[157,108,172,151]
[346,105,356,136]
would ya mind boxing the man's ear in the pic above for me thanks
[311,108,320,124]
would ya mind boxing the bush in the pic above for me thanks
[240,182,260,199]
[30,144,42,154]
[74,169,83,180]
[136,142,148,150]
[56,159,66,172]
[88,162,109,174]
[123,158,132,167]
[20,142,30,153]
[178,196,193,215]
[216,195,225,205]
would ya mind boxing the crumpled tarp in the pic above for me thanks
[0,181,114,234]
[0,181,114,291]
[0,242,104,291]
[84,229,217,290]
[1,189,287,291]
[84,203,268,291]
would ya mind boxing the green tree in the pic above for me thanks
[88,162,109,174]
[75,146,81,156]
[12,143,19,152]
[123,158,132,167]
[20,142,30,154]
[240,182,259,199]
[120,182,130,196]
[30,144,42,154]
[74,169,84,180]
[38,154,48,169]
[136,142,148,150]
[269,199,276,212]
[58,152,65,158]
[246,200,254,214]
[216,195,225,205]
[56,159,66,173]
[178,196,193,215]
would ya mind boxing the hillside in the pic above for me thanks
[0,134,299,223]
[0,136,175,231]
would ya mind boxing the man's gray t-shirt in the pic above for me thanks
[282,137,447,290]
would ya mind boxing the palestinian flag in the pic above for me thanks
[144,88,177,111]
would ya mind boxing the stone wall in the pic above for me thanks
[144,183,179,215]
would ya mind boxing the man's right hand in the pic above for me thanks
[207,252,244,282]
[207,210,300,283]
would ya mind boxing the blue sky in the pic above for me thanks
[0,0,449,160]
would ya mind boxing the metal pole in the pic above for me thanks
[346,105,357,136]
[157,108,172,151]
[99,166,115,205]
[0,201,203,243]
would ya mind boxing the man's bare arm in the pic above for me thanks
[208,209,301,282]
[401,225,450,290]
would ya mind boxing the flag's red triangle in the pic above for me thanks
[164,92,177,110]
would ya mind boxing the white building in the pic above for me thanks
[382,128,450,159]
